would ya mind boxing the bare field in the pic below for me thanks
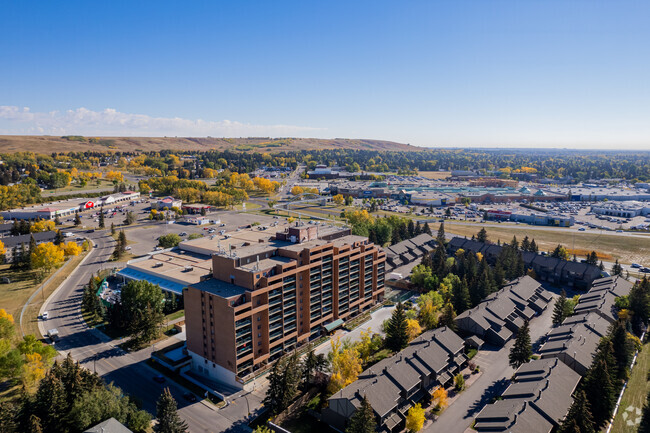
[0,135,418,154]
[442,223,650,265]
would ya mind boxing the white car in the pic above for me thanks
[125,246,132,251]
[42,312,49,320]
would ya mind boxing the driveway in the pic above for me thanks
[424,292,557,433]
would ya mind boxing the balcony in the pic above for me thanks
[270,321,282,331]
[284,301,296,309]
[235,318,251,329]
[270,329,283,340]
[236,327,251,338]
[236,346,253,358]
[236,335,252,346]
[269,297,282,307]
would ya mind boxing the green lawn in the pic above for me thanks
[611,341,650,433]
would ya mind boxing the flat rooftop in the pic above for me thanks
[190,278,247,299]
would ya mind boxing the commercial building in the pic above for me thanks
[485,209,574,227]
[474,358,580,433]
[454,276,552,346]
[154,196,182,210]
[0,191,140,221]
[183,223,386,388]
[323,327,467,433]
[591,201,650,218]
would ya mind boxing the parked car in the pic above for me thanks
[631,263,642,268]
[42,312,49,320]
[153,375,166,383]
[179,232,187,236]
[183,393,197,402]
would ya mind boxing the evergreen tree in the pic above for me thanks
[414,221,422,236]
[346,395,376,433]
[98,207,105,229]
[29,415,43,433]
[391,228,401,245]
[74,211,81,226]
[629,278,650,323]
[510,235,519,250]
[436,222,446,245]
[476,227,488,243]
[20,243,29,269]
[118,231,127,254]
[263,354,301,415]
[585,251,598,266]
[33,371,67,433]
[423,222,432,236]
[0,401,17,433]
[599,261,605,271]
[521,236,531,252]
[610,322,633,381]
[407,219,415,238]
[593,338,618,386]
[552,290,568,325]
[111,222,116,236]
[398,221,409,241]
[530,239,538,252]
[10,220,19,236]
[612,259,623,276]
[452,278,471,314]
[582,359,616,429]
[155,388,188,433]
[438,303,457,330]
[509,321,532,369]
[28,235,36,269]
[558,390,595,433]
[385,302,409,351]
[302,346,328,386]
[54,230,64,246]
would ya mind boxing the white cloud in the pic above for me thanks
[0,106,325,137]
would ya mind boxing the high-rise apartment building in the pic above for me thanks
[184,224,385,388]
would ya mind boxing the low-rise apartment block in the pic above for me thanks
[455,276,552,346]
[183,223,385,388]
[323,327,467,433]
[474,358,580,433]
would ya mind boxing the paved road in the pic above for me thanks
[40,228,257,432]
[423,289,558,433]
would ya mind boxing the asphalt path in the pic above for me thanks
[40,228,248,432]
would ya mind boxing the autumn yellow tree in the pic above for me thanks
[21,352,45,392]
[104,171,125,182]
[328,337,363,394]
[431,386,448,411]
[406,318,422,341]
[63,241,81,256]
[31,242,65,278]
[332,194,345,205]
[30,220,55,233]
[291,185,304,196]
[0,239,5,258]
[406,403,425,432]
[356,328,374,364]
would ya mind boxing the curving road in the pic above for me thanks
[40,229,251,432]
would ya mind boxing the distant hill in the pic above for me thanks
[0,135,420,154]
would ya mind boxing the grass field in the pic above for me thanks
[418,171,452,179]
[40,178,115,195]
[441,222,650,266]
[611,340,650,433]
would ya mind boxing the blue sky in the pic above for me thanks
[1,1,649,149]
